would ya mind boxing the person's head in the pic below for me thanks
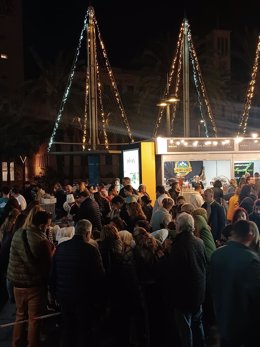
[124,185,134,196]
[119,230,134,247]
[65,184,73,194]
[171,181,180,191]
[232,219,255,246]
[135,219,152,232]
[253,199,260,214]
[176,212,195,234]
[232,207,248,224]
[180,203,195,215]
[141,195,152,206]
[176,195,186,206]
[193,207,208,223]
[10,187,19,197]
[204,188,214,203]
[239,184,252,200]
[78,190,90,204]
[229,178,237,187]
[110,216,127,231]
[194,182,202,192]
[53,182,62,191]
[32,210,52,232]
[156,185,166,197]
[75,219,92,242]
[108,184,118,196]
[138,184,146,193]
[23,204,43,229]
[100,224,120,241]
[1,186,10,197]
[162,197,174,211]
[126,202,146,219]
[111,195,125,209]
[213,180,222,188]
[248,221,260,252]
[125,195,138,204]
[221,224,233,241]
[122,177,131,187]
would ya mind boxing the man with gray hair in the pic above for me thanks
[50,219,105,347]
[161,212,207,346]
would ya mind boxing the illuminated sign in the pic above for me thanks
[174,161,192,176]
[123,149,140,189]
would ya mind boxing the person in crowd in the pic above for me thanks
[160,212,207,347]
[168,181,181,204]
[193,213,216,262]
[140,195,153,222]
[193,207,208,223]
[0,197,20,226]
[0,186,10,219]
[74,180,88,196]
[73,190,102,238]
[248,220,260,254]
[138,184,150,199]
[180,203,195,215]
[190,182,204,209]
[93,191,111,225]
[107,183,119,202]
[249,199,260,232]
[49,219,105,347]
[209,219,260,346]
[106,195,124,221]
[23,181,35,205]
[7,211,54,347]
[119,177,138,198]
[231,207,249,224]
[62,193,78,221]
[226,186,240,223]
[150,197,174,232]
[202,188,226,245]
[212,179,224,204]
[10,187,27,211]
[224,178,237,201]
[64,184,73,195]
[172,195,186,219]
[152,185,170,215]
[239,183,256,215]
[125,201,147,233]
[53,183,66,219]
[254,172,260,198]
[123,185,140,203]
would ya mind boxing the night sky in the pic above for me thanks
[22,0,260,77]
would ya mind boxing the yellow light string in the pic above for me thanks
[153,22,184,137]
[82,36,90,150]
[96,60,109,149]
[238,35,260,135]
[94,17,134,143]
[188,31,218,137]
[170,34,184,135]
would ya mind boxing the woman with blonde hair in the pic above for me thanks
[126,202,147,232]
[248,220,260,254]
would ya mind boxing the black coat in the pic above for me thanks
[73,197,102,232]
[50,235,105,304]
[161,230,207,312]
[202,201,226,241]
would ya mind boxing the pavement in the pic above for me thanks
[0,300,220,347]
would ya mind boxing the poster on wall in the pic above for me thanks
[234,162,254,182]
[164,161,203,183]
[123,149,140,189]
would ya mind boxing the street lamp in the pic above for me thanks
[157,96,180,137]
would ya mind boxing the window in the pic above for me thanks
[2,161,15,181]
[0,53,8,59]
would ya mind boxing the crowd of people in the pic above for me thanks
[1,173,260,347]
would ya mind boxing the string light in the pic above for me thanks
[48,12,88,152]
[94,17,134,143]
[238,35,260,135]
[153,19,217,138]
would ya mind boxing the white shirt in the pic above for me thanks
[190,191,204,209]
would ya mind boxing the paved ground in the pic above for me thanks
[0,301,220,347]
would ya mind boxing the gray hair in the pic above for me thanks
[75,219,92,236]
[176,212,195,233]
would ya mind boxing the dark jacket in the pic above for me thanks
[50,235,105,304]
[249,212,260,232]
[74,197,102,232]
[209,241,260,343]
[202,200,226,241]
[161,230,207,312]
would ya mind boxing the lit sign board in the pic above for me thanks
[123,149,140,189]
[167,139,234,152]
